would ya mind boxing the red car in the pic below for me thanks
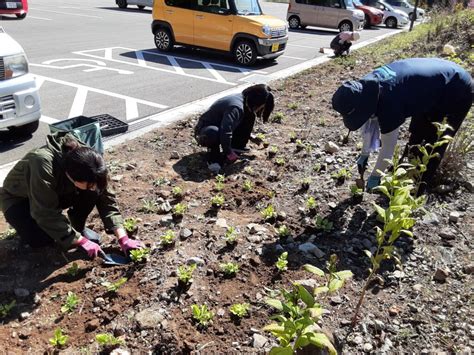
[352,0,384,27]
[0,0,28,19]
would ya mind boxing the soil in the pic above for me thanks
[0,11,473,354]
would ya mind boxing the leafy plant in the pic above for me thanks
[220,262,239,276]
[272,112,285,123]
[304,254,353,295]
[172,203,187,217]
[243,180,254,192]
[289,132,297,143]
[129,248,151,263]
[211,193,225,208]
[275,252,288,272]
[306,196,318,211]
[295,139,307,152]
[214,174,225,191]
[123,217,139,234]
[276,225,290,238]
[61,291,80,314]
[268,145,279,157]
[244,166,254,175]
[301,178,311,190]
[49,328,68,348]
[331,168,352,182]
[101,277,127,293]
[261,204,277,221]
[140,199,157,213]
[288,102,298,110]
[275,157,286,166]
[160,230,176,246]
[314,216,333,232]
[319,117,327,127]
[96,333,124,347]
[350,184,364,197]
[153,176,169,186]
[191,304,214,327]
[172,186,184,198]
[224,226,238,244]
[177,263,197,285]
[66,262,80,277]
[0,300,15,318]
[313,163,322,173]
[255,133,266,143]
[229,303,250,318]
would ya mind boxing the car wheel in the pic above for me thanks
[8,120,39,136]
[16,13,27,19]
[385,17,397,28]
[234,40,257,66]
[154,28,174,52]
[288,16,301,29]
[364,14,371,28]
[339,21,353,32]
[408,12,415,20]
[137,5,145,9]
[117,0,128,9]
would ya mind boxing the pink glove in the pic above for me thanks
[119,236,144,254]
[77,237,102,258]
[226,151,238,163]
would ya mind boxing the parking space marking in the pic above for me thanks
[31,58,134,75]
[75,47,268,86]
[29,16,52,21]
[287,43,318,49]
[40,115,59,124]
[30,8,102,18]
[281,55,310,60]
[34,74,168,121]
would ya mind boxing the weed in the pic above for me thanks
[129,248,151,263]
[288,102,298,110]
[314,216,333,232]
[101,277,127,293]
[211,193,225,208]
[301,177,311,190]
[66,262,80,277]
[229,303,250,318]
[191,304,214,327]
[123,217,139,234]
[289,132,297,143]
[255,133,266,144]
[306,196,318,211]
[275,252,288,272]
[49,328,68,348]
[177,263,197,285]
[268,145,279,157]
[220,262,239,276]
[243,180,254,192]
[313,163,322,173]
[261,204,277,221]
[172,186,184,198]
[224,226,238,244]
[0,300,15,318]
[276,225,291,238]
[160,230,176,246]
[272,112,285,123]
[244,166,254,175]
[350,184,364,197]
[331,168,352,182]
[295,139,307,152]
[173,203,187,217]
[96,333,124,347]
[275,157,286,166]
[61,291,80,314]
[140,199,157,213]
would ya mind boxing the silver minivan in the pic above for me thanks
[116,0,153,10]
[287,0,364,32]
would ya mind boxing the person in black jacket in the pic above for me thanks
[194,84,274,173]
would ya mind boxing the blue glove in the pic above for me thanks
[366,175,381,190]
[357,155,369,174]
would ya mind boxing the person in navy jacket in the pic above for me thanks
[332,58,473,193]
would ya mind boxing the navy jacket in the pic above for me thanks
[366,58,472,134]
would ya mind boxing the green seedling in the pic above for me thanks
[301,178,311,190]
[350,184,364,197]
[304,254,353,296]
[96,333,124,347]
[140,199,157,213]
[101,277,127,293]
[66,262,80,277]
[295,139,306,151]
[229,303,250,318]
[289,132,297,142]
[61,291,80,314]
[268,145,279,157]
[275,157,286,166]
[211,193,225,208]
[314,216,333,232]
[242,180,254,192]
[160,230,176,246]
[263,140,270,148]
[275,252,288,272]
[0,300,15,318]
[244,166,254,175]
[319,117,327,127]
[214,174,225,191]
[276,225,290,238]
[0,228,16,240]
[331,168,352,182]
[271,112,285,123]
[313,163,322,173]
[129,248,151,263]
[255,133,266,143]
[153,176,169,186]
[191,304,214,327]
[224,226,238,244]
[177,263,197,285]
[261,204,277,221]
[172,186,184,198]
[49,328,68,348]
[288,102,298,110]
[172,203,187,217]
[220,262,239,276]
[123,217,139,234]
[306,196,318,211]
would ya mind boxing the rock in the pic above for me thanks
[180,228,193,240]
[94,297,105,306]
[439,228,456,240]
[33,294,41,305]
[442,44,456,56]
[330,296,343,305]
[247,235,262,244]
[111,175,123,182]
[187,257,205,266]
[299,242,317,254]
[325,157,334,164]
[422,213,440,225]
[252,333,269,348]
[464,181,474,193]
[362,239,372,249]
[324,141,340,154]
[388,306,400,316]
[217,308,226,317]
[14,288,29,298]
[110,350,130,355]
[125,163,136,170]
[85,319,100,332]
[267,170,278,181]
[412,284,423,292]
[158,201,172,213]
[247,223,269,235]
[216,218,228,228]
[311,247,325,259]
[170,151,180,159]
[159,215,174,227]
[328,202,337,209]
[295,279,318,293]
[19,312,30,321]
[463,264,474,275]
[351,335,364,345]
[135,307,165,330]
[449,211,461,223]
[363,343,373,352]
[433,268,449,283]
[393,270,405,279]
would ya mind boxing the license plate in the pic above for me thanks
[6,2,18,8]
[271,43,279,52]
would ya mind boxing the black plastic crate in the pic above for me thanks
[91,114,129,137]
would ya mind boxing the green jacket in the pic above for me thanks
[0,132,123,249]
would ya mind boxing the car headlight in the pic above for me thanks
[262,25,271,37]
[4,54,28,79]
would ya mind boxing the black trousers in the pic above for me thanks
[4,190,99,248]
[330,39,352,56]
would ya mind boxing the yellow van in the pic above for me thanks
[151,0,288,66]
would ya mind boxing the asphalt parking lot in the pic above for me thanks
[0,0,403,172]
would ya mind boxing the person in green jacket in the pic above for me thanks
[0,132,143,258]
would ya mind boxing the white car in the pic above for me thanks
[0,27,41,136]
[385,0,425,20]
[115,0,153,10]
[371,0,409,28]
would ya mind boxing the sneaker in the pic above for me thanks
[207,162,222,174]
[232,147,251,154]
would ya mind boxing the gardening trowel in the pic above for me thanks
[355,162,366,189]
[99,250,130,266]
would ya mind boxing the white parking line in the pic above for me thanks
[29,16,52,21]
[30,8,102,19]
[281,55,310,60]
[69,87,88,118]
[287,43,318,49]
